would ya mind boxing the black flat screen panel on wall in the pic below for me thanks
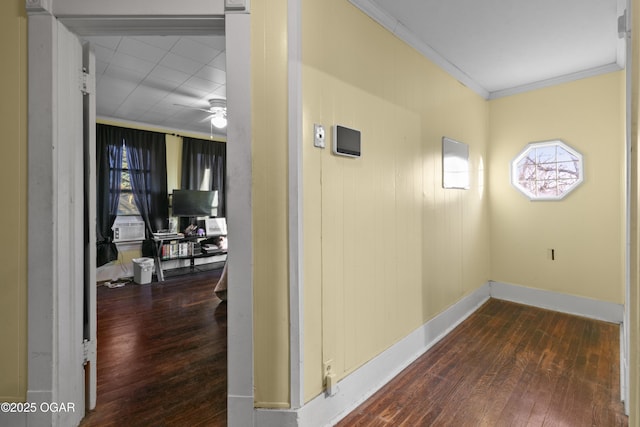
[333,125,361,158]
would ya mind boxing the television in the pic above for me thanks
[171,190,218,217]
[333,124,361,158]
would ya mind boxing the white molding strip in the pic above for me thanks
[349,0,625,101]
[225,11,255,427]
[254,280,623,426]
[488,63,624,100]
[348,0,490,99]
[489,281,624,323]
[287,0,305,410]
[253,284,491,427]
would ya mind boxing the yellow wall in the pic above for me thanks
[251,0,291,408]
[489,72,625,303]
[302,0,490,401]
[0,0,27,402]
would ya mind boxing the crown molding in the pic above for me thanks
[348,0,490,99]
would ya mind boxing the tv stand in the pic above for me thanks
[152,234,226,282]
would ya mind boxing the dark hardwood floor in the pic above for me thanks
[81,268,227,427]
[80,279,627,427]
[338,299,628,426]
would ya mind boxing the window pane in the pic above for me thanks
[557,161,579,179]
[516,157,536,181]
[536,146,556,164]
[117,191,140,216]
[519,180,537,197]
[536,164,556,181]
[556,146,579,163]
[120,170,132,191]
[537,179,557,197]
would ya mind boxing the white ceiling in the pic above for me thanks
[84,35,226,137]
[352,0,625,98]
[85,0,625,134]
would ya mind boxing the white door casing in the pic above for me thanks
[82,42,98,411]
[25,2,255,426]
[25,11,87,426]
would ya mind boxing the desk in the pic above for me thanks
[153,234,226,282]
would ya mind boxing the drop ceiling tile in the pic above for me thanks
[174,83,210,101]
[95,59,108,76]
[146,65,191,86]
[115,101,150,118]
[97,74,138,97]
[160,52,204,75]
[205,86,226,100]
[171,37,221,64]
[110,51,156,75]
[91,44,116,67]
[183,75,220,93]
[118,37,168,64]
[131,35,180,50]
[161,92,203,109]
[104,63,147,86]
[124,87,165,108]
[186,35,226,51]
[195,65,226,85]
[209,54,226,71]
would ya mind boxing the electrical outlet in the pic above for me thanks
[314,124,325,148]
[323,359,338,396]
[323,359,333,376]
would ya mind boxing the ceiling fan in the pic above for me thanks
[175,98,227,129]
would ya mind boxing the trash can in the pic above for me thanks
[132,257,154,284]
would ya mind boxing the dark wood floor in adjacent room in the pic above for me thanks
[81,268,227,427]
[338,298,628,427]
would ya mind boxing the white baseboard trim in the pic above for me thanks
[251,281,623,426]
[228,394,256,427]
[489,281,624,323]
[253,284,491,427]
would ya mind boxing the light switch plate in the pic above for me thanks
[314,124,325,148]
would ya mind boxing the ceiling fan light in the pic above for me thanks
[211,112,227,129]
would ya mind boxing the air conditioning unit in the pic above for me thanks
[112,216,146,242]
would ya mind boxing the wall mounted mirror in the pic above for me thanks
[442,137,470,189]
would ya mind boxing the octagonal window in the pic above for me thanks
[511,140,583,200]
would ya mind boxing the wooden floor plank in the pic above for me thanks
[81,269,227,427]
[81,283,626,426]
[338,299,628,427]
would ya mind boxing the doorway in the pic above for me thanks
[26,5,253,426]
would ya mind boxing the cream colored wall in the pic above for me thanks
[489,72,625,304]
[0,0,27,402]
[302,0,490,401]
[251,0,291,408]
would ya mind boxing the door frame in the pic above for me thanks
[25,1,254,426]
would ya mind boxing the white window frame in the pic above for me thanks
[511,139,584,201]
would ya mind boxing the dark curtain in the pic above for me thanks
[180,137,226,216]
[96,124,124,267]
[123,128,169,240]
